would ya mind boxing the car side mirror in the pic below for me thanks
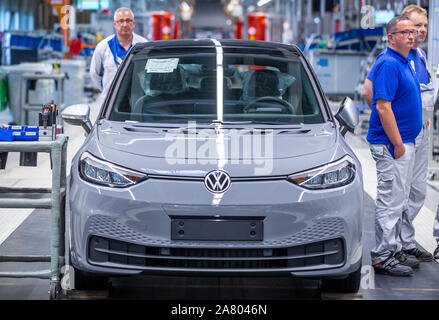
[61,104,92,134]
[335,97,359,137]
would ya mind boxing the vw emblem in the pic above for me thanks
[204,170,231,194]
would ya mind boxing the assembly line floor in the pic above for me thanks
[0,99,439,300]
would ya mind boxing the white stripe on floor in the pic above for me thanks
[0,154,52,247]
[0,209,34,245]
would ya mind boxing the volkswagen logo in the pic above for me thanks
[204,170,231,194]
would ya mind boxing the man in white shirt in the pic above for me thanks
[90,7,147,98]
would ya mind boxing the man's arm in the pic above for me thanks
[362,78,373,109]
[89,43,104,91]
[376,98,405,159]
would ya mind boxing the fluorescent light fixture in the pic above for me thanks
[257,0,271,7]
[181,1,190,11]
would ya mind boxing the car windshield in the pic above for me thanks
[109,48,325,125]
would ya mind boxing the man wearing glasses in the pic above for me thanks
[366,16,422,276]
[363,5,435,263]
[90,7,147,98]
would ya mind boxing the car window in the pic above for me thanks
[109,51,324,125]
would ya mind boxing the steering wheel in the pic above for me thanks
[243,96,296,114]
[133,95,149,115]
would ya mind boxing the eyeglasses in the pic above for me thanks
[391,30,418,37]
[115,19,134,24]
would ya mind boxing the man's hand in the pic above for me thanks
[394,144,406,159]
[427,120,431,128]
[376,99,405,159]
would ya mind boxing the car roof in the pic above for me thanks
[132,39,302,58]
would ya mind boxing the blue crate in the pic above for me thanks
[8,125,25,131]
[2,126,39,141]
[10,34,43,50]
[0,128,14,141]
[13,130,38,141]
[8,125,38,132]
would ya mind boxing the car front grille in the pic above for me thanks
[88,236,345,271]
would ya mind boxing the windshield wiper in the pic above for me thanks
[212,120,254,125]
[212,120,297,126]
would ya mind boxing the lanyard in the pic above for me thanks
[417,48,431,82]
[110,35,132,67]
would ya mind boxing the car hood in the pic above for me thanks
[97,120,337,160]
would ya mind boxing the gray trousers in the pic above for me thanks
[370,143,416,265]
[399,124,429,250]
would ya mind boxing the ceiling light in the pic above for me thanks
[257,0,272,7]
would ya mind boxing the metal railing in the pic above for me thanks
[0,135,68,299]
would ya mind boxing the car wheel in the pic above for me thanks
[69,250,110,291]
[321,265,361,294]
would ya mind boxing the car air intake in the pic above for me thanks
[88,236,345,271]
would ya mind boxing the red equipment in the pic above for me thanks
[152,12,174,40]
[247,13,266,41]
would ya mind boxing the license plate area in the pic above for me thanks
[171,217,264,241]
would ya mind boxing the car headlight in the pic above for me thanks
[287,155,356,190]
[79,152,147,188]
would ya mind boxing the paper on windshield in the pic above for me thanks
[145,58,179,73]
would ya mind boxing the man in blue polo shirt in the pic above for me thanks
[90,7,147,98]
[363,5,435,263]
[366,16,422,276]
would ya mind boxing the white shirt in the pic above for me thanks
[90,32,147,97]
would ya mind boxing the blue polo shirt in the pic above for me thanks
[366,47,422,147]
[107,35,132,67]
[368,48,430,88]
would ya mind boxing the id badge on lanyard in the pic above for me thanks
[115,56,123,67]
[112,48,120,67]
[110,36,123,67]
[110,36,132,68]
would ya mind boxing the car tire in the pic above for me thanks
[321,265,361,293]
[69,250,110,291]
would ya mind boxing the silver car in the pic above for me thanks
[63,39,363,293]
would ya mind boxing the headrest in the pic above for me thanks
[139,65,187,96]
[242,69,280,100]
[241,69,296,101]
